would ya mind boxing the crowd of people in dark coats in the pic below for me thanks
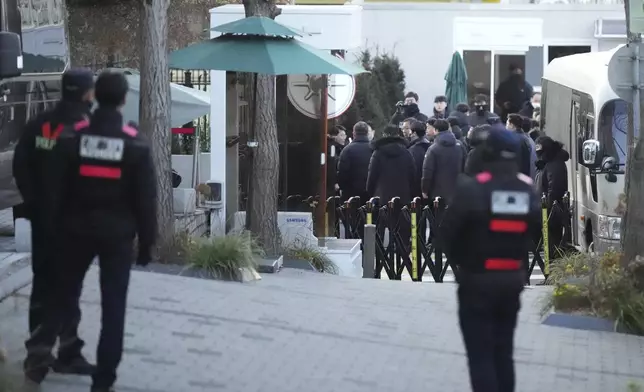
[327,83,570,251]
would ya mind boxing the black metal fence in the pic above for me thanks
[274,192,574,284]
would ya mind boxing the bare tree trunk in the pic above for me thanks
[622,138,644,264]
[139,0,174,257]
[248,74,281,254]
[242,0,282,255]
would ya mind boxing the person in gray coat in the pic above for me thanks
[421,119,465,205]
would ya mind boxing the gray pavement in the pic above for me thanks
[0,208,32,303]
[1,268,644,392]
[0,208,16,251]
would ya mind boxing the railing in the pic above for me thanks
[274,192,574,284]
[169,69,210,155]
[20,0,65,30]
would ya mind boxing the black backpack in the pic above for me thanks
[171,169,182,188]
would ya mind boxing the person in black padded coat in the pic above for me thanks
[367,124,417,251]
[534,135,570,256]
[367,124,416,205]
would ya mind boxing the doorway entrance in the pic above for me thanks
[547,45,592,64]
[495,54,525,92]
[494,53,525,113]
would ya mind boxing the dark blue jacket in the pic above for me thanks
[337,135,372,201]
[367,136,416,205]
[408,136,431,199]
[421,131,465,204]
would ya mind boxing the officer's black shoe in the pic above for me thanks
[51,354,96,375]
[23,354,53,384]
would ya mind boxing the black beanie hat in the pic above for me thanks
[61,68,95,102]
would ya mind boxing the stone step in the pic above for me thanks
[256,256,284,274]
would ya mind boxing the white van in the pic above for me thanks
[541,45,630,253]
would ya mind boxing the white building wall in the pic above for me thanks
[172,154,212,189]
[598,38,624,51]
[357,3,625,115]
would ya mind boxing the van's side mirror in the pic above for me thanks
[601,156,620,183]
[601,156,619,172]
[0,31,23,80]
[581,139,602,168]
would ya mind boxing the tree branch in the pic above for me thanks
[268,0,282,19]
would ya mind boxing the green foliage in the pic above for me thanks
[187,232,263,281]
[341,48,406,135]
[628,381,643,392]
[372,52,406,123]
[283,241,338,274]
[542,250,644,335]
[154,230,194,265]
[171,116,211,155]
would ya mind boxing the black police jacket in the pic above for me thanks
[12,101,90,218]
[439,162,540,274]
[44,108,157,252]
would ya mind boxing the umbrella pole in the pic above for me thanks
[280,78,289,211]
[245,73,258,231]
[191,128,200,188]
[316,74,329,246]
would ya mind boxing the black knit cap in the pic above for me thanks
[61,68,95,102]
[483,129,520,161]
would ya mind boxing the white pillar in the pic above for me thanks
[208,11,229,237]
[209,71,227,236]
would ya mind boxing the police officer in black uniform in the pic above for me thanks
[439,129,540,392]
[13,69,96,375]
[24,70,157,392]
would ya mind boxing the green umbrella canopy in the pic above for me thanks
[444,51,468,110]
[169,34,367,75]
[212,16,306,38]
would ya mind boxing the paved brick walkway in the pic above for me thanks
[1,268,644,392]
[0,208,16,252]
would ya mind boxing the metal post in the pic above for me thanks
[541,193,550,276]
[410,199,419,282]
[316,74,329,245]
[362,224,376,278]
[631,41,640,163]
[624,0,642,163]
[620,0,642,250]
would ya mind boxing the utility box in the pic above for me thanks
[203,180,223,209]
[231,211,317,248]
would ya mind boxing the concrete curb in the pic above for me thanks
[239,267,262,282]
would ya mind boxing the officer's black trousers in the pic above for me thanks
[27,218,84,360]
[26,235,133,388]
[458,272,524,392]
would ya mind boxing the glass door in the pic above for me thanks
[463,50,492,106]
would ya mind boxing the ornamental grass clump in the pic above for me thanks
[542,250,644,335]
[187,231,262,281]
[283,241,338,274]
